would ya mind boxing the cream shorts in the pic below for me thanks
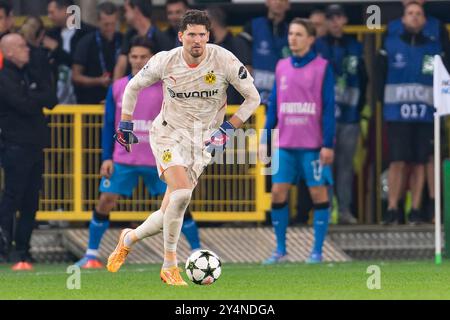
[150,115,212,186]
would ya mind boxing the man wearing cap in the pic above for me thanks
[315,4,368,225]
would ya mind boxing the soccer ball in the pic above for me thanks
[185,250,222,285]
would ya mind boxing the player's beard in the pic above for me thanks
[190,46,204,58]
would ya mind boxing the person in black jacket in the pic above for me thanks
[0,33,58,268]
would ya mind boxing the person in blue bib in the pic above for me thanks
[376,2,445,225]
[387,0,447,41]
[386,0,450,223]
[260,18,336,264]
[315,4,368,225]
[239,0,291,106]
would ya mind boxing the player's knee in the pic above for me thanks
[170,189,192,212]
[95,205,112,216]
[271,187,289,204]
[97,193,118,213]
[309,187,328,204]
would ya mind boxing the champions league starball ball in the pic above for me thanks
[185,250,222,285]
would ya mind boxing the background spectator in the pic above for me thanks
[19,16,54,86]
[0,0,12,38]
[315,4,368,225]
[164,0,189,48]
[113,0,172,80]
[309,9,327,38]
[239,0,291,106]
[72,1,122,104]
[387,0,450,223]
[0,0,14,69]
[46,0,96,104]
[376,2,441,225]
[207,6,251,105]
[0,33,58,267]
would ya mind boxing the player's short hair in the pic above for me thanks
[127,0,152,19]
[166,0,189,9]
[290,18,316,37]
[48,0,75,9]
[0,0,12,16]
[129,35,154,54]
[179,9,211,33]
[97,1,118,18]
[206,6,227,28]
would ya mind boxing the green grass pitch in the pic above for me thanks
[1,261,449,300]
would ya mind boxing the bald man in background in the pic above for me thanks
[0,34,57,269]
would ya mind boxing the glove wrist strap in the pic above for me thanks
[220,121,235,135]
[119,121,134,131]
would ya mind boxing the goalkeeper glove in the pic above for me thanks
[205,121,235,155]
[114,121,139,153]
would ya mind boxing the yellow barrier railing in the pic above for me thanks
[37,105,268,222]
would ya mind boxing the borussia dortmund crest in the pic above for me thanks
[205,71,216,85]
[162,150,172,163]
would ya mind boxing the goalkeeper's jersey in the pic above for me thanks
[122,44,257,132]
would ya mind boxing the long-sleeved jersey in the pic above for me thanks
[121,44,260,132]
